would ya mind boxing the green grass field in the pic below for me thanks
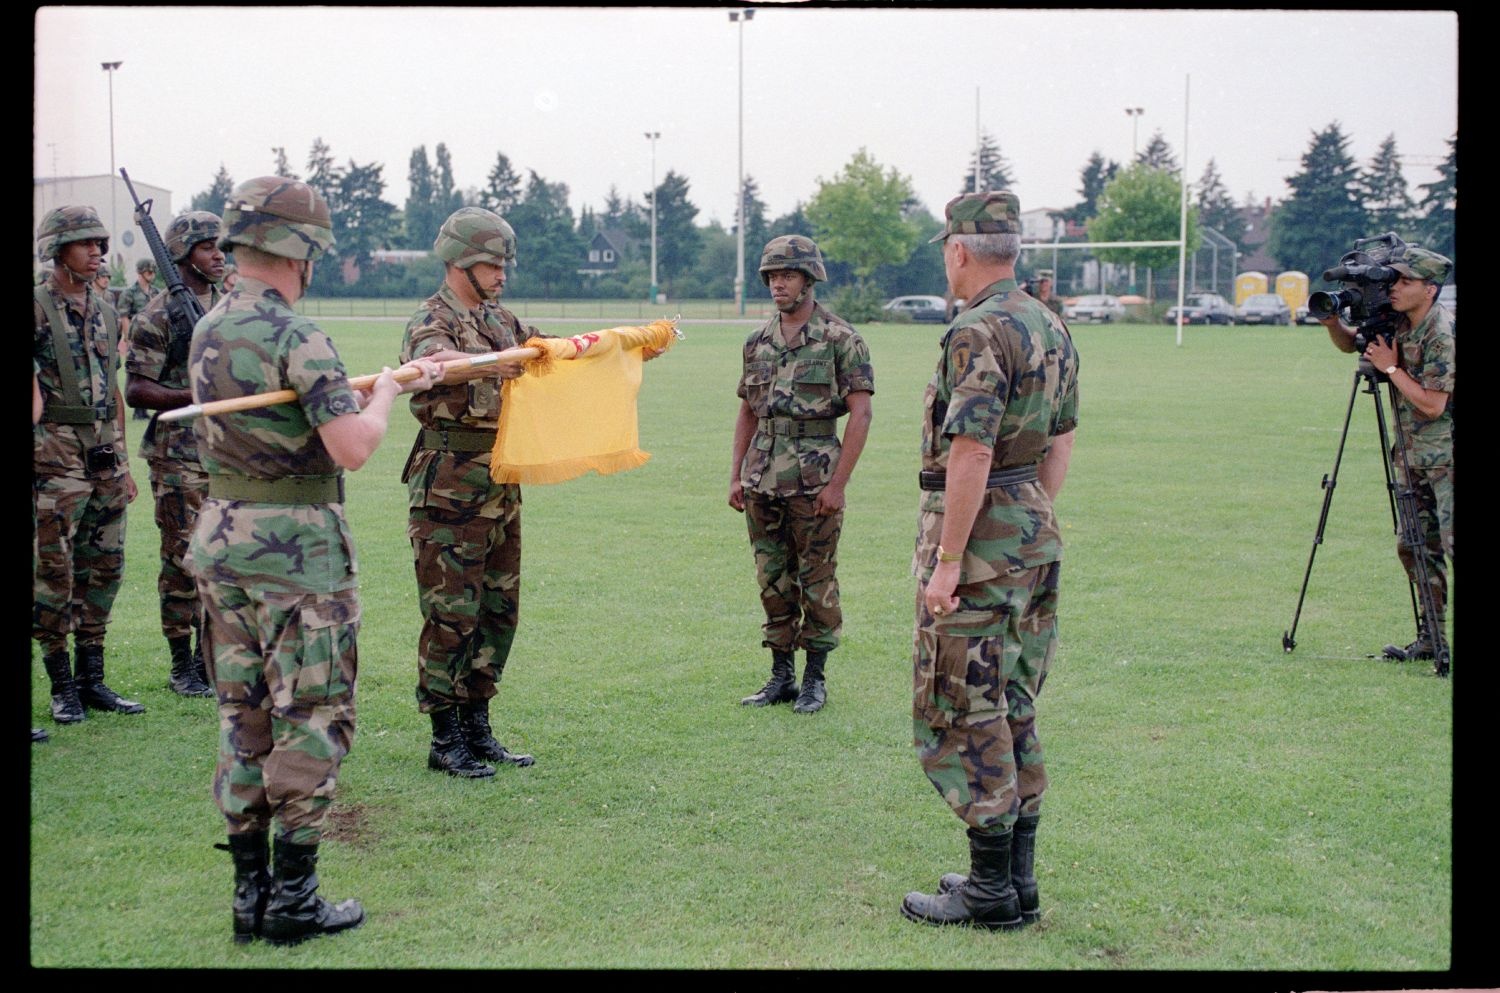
[30,317,1454,969]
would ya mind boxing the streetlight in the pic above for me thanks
[1125,106,1144,159]
[644,131,660,305]
[729,7,755,316]
[102,61,123,268]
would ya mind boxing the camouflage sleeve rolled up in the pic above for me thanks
[124,292,170,384]
[939,323,1010,449]
[834,322,875,399]
[288,326,360,430]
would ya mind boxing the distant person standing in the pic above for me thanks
[32,205,143,727]
[124,210,227,698]
[728,235,874,714]
[1032,269,1064,318]
[900,192,1078,930]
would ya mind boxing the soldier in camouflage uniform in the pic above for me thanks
[729,235,874,714]
[118,257,159,332]
[400,206,543,778]
[899,192,1078,931]
[1318,247,1454,670]
[189,176,438,945]
[125,210,227,697]
[1031,269,1064,318]
[32,205,145,727]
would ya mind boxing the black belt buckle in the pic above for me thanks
[85,443,118,473]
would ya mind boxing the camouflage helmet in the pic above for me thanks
[165,210,223,262]
[36,205,110,262]
[434,207,517,269]
[218,176,334,260]
[758,235,827,285]
[135,257,157,274]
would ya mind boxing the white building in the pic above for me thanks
[34,174,174,278]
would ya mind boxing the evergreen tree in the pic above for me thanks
[1136,130,1179,173]
[959,131,1016,194]
[1415,133,1455,262]
[305,137,341,213]
[405,145,436,249]
[1059,152,1119,226]
[1359,134,1416,239]
[1196,157,1245,244]
[190,164,235,214]
[335,159,397,269]
[644,170,701,295]
[482,151,522,215]
[1268,122,1369,280]
[434,143,463,216]
[736,175,771,290]
[508,170,584,297]
[272,146,298,180]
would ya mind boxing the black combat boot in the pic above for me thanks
[793,649,828,714]
[191,618,213,692]
[901,827,1027,930]
[32,727,49,743]
[43,649,85,724]
[427,707,495,778]
[167,635,213,697]
[260,838,365,946]
[740,649,798,706]
[941,813,1041,924]
[74,644,145,715]
[459,700,534,768]
[214,831,271,944]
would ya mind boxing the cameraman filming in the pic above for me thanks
[1318,247,1454,665]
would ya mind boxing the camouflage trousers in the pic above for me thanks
[912,560,1060,833]
[197,576,360,845]
[148,458,207,639]
[408,493,521,713]
[1396,462,1453,621]
[743,492,843,652]
[32,466,129,653]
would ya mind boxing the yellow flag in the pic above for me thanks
[490,320,677,485]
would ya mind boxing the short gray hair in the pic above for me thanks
[952,231,1020,265]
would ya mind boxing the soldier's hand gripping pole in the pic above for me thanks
[160,346,540,423]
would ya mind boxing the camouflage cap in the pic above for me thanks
[218,176,334,260]
[928,190,1022,243]
[434,207,517,269]
[136,257,157,274]
[1390,247,1452,284]
[165,210,223,262]
[758,234,827,284]
[1035,269,1055,281]
[37,205,110,261]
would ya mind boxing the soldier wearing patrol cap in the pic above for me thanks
[1317,245,1455,668]
[1031,269,1064,317]
[900,191,1078,930]
[189,176,439,945]
[728,235,874,714]
[399,206,546,778]
[32,204,143,729]
[124,210,228,698]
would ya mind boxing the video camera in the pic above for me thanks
[1306,233,1410,349]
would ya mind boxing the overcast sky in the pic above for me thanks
[35,6,1457,229]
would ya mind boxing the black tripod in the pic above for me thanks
[1283,355,1450,677]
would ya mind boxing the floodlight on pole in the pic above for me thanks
[645,131,660,305]
[102,61,123,268]
[730,7,755,316]
[1125,106,1144,158]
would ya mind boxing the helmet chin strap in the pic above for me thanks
[464,265,494,302]
[57,259,92,287]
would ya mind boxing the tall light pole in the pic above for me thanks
[102,61,123,268]
[645,131,660,304]
[1125,106,1144,159]
[729,8,754,315]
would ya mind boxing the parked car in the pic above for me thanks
[882,295,948,323]
[1294,304,1321,325]
[1236,293,1292,325]
[1064,294,1126,323]
[1163,293,1234,325]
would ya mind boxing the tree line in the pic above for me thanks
[185,123,1456,308]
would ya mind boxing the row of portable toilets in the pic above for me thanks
[1236,270,1308,315]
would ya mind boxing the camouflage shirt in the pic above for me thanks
[913,278,1079,579]
[118,281,156,323]
[400,284,543,519]
[125,285,219,463]
[32,279,126,476]
[187,276,362,594]
[736,301,875,497]
[1395,302,1454,469]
